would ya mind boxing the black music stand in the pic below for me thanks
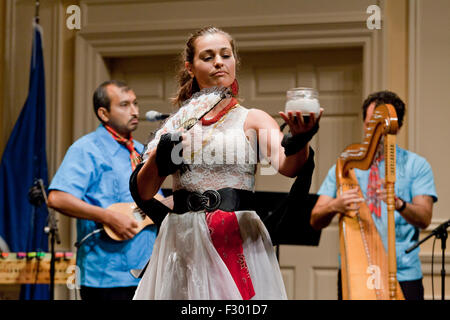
[259,147,321,259]
[28,179,61,300]
[406,219,449,300]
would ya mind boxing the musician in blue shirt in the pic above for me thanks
[310,91,438,300]
[48,80,160,300]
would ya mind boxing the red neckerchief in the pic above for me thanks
[104,124,140,170]
[201,98,238,126]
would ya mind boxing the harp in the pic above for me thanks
[336,104,404,300]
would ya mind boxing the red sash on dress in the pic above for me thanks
[206,210,255,300]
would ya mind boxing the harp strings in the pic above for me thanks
[368,136,388,299]
[352,136,387,299]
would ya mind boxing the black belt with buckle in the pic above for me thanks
[172,188,255,213]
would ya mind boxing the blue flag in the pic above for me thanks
[0,23,49,300]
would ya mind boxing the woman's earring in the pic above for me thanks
[231,79,239,96]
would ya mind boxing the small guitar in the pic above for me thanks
[103,194,173,241]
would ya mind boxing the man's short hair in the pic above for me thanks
[362,90,406,128]
[93,80,130,122]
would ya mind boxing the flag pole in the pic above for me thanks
[0,0,49,300]
[35,0,40,24]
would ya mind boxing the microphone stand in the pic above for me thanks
[406,218,449,300]
[37,179,61,301]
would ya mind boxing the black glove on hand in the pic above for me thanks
[155,132,184,177]
[129,162,171,230]
[281,122,319,156]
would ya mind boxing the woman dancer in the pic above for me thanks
[132,26,322,299]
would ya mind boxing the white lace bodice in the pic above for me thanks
[144,104,257,193]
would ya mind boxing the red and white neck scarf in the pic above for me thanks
[366,142,384,218]
[104,124,140,170]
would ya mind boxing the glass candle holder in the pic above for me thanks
[284,87,321,121]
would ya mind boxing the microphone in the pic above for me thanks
[28,178,46,207]
[145,110,170,122]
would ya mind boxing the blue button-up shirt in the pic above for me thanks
[318,146,438,281]
[49,125,158,287]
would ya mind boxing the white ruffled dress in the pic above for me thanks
[133,101,287,300]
